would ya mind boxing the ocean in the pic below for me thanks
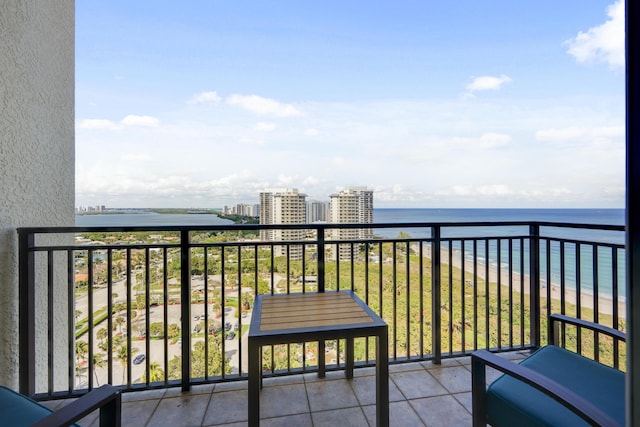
[76,208,625,229]
[76,208,626,297]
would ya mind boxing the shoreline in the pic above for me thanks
[421,244,626,319]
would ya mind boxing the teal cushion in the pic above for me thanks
[0,385,82,427]
[487,345,625,427]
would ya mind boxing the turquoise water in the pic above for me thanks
[373,208,625,299]
[76,208,625,298]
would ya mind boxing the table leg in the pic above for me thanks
[376,329,389,427]
[248,339,260,427]
[318,341,325,378]
[346,337,354,379]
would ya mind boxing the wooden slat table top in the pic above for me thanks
[256,291,375,332]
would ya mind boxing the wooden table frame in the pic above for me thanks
[248,291,389,426]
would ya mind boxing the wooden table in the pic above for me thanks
[248,291,389,426]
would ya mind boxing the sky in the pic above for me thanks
[75,0,625,209]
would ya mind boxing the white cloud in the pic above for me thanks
[78,119,121,130]
[120,153,151,162]
[76,96,624,208]
[565,0,625,70]
[305,128,320,136]
[536,125,624,142]
[255,122,276,132]
[121,115,160,127]
[452,132,512,149]
[188,91,222,104]
[226,94,303,117]
[302,176,321,186]
[466,75,512,91]
[276,174,296,185]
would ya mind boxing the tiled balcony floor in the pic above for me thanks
[47,352,527,427]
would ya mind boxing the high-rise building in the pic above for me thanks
[259,189,307,258]
[328,187,374,259]
[306,200,328,223]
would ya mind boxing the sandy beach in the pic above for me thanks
[422,244,627,319]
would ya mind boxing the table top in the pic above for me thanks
[249,291,386,339]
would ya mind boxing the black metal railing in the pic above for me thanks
[17,221,625,399]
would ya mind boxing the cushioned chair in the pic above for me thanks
[0,384,121,427]
[471,314,625,427]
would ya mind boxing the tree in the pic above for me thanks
[149,322,164,338]
[167,336,230,380]
[142,361,165,383]
[167,323,181,339]
[115,343,138,384]
[241,291,254,310]
[114,316,126,334]
[97,327,109,352]
[76,340,89,362]
[92,352,105,386]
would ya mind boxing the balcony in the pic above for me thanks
[18,221,626,425]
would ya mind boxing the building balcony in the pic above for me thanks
[43,353,529,426]
[18,221,625,425]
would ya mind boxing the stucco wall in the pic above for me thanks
[0,0,75,387]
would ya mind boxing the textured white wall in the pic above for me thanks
[0,0,75,387]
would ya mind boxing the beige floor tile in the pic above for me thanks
[453,391,473,414]
[121,387,167,402]
[410,394,472,427]
[311,407,368,427]
[391,369,448,400]
[429,365,473,393]
[260,413,313,427]
[259,383,310,418]
[362,401,426,427]
[304,378,359,412]
[163,383,215,398]
[121,399,160,427]
[203,389,248,425]
[68,358,488,426]
[349,374,404,405]
[147,394,212,427]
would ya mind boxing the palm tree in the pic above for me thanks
[114,316,126,334]
[97,327,108,347]
[142,362,165,383]
[92,353,105,386]
[76,340,89,362]
[75,340,89,385]
[114,344,137,384]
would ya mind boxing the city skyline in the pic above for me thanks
[76,1,624,209]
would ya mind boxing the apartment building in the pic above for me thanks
[306,200,328,223]
[259,189,307,258]
[328,187,374,259]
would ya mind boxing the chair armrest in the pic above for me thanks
[471,350,620,427]
[31,385,121,427]
[550,314,626,345]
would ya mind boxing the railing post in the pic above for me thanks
[432,226,441,364]
[529,224,541,348]
[317,225,325,293]
[180,230,191,391]
[18,229,36,396]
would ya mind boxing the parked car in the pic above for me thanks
[227,331,235,340]
[133,354,145,365]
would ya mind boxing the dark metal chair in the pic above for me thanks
[471,314,625,427]
[0,384,121,427]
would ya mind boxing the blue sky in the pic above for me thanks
[76,0,625,209]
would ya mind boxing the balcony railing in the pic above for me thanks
[17,221,626,400]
